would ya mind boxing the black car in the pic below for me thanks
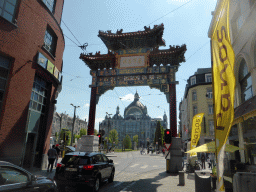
[0,161,57,191]
[54,152,115,192]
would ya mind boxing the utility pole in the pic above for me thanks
[71,104,80,146]
[106,112,112,153]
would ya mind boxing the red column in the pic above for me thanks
[169,84,177,137]
[88,87,97,135]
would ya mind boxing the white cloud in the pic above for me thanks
[120,93,134,101]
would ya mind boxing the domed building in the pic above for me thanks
[99,91,167,148]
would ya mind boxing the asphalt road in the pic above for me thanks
[100,151,173,192]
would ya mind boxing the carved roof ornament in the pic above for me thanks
[80,23,187,70]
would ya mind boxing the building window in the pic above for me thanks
[239,59,253,103]
[205,74,212,83]
[42,0,55,13]
[193,105,197,116]
[29,76,47,114]
[209,120,214,136]
[206,88,213,99]
[0,0,18,23]
[0,55,11,116]
[208,104,213,115]
[192,90,197,101]
[44,27,57,56]
[191,76,196,85]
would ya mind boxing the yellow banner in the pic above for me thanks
[190,113,204,157]
[211,0,235,191]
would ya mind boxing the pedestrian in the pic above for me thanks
[47,145,57,172]
[207,156,212,169]
[201,153,206,169]
[55,144,61,167]
[210,153,215,168]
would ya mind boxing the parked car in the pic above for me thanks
[0,161,57,191]
[54,152,115,192]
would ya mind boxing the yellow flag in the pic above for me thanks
[211,0,235,191]
[190,113,204,157]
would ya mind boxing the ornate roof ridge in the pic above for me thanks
[150,44,187,55]
[98,23,164,37]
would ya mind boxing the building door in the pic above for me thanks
[23,133,36,168]
[22,75,49,168]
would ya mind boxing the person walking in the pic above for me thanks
[55,144,61,167]
[210,153,215,169]
[47,145,57,172]
[201,153,206,169]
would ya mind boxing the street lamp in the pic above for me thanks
[106,112,112,153]
[71,104,80,146]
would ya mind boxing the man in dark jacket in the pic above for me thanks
[201,153,206,169]
[47,145,57,172]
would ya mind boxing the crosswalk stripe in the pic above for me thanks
[140,165,148,169]
[130,164,139,167]
[153,165,158,167]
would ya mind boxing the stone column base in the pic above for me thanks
[77,135,99,152]
[167,137,183,173]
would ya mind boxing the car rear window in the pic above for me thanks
[61,155,90,165]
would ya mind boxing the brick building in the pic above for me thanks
[0,0,65,169]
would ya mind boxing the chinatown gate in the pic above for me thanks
[79,24,186,171]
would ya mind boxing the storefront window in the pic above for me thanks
[239,59,253,103]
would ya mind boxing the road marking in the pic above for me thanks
[140,165,148,169]
[153,165,158,167]
[130,164,139,167]
[120,181,136,192]
[115,162,119,165]
[114,182,123,187]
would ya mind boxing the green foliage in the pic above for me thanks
[79,128,87,137]
[94,129,98,135]
[154,121,164,147]
[133,135,138,147]
[109,129,118,146]
[123,134,132,149]
[60,128,71,146]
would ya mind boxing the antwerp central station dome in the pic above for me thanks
[99,91,167,149]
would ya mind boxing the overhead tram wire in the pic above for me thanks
[142,0,194,30]
[114,89,126,108]
[185,41,210,62]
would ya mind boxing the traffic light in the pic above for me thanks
[66,135,69,141]
[164,129,172,143]
[97,134,102,144]
[63,132,66,141]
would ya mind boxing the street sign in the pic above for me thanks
[164,143,171,151]
[165,151,171,159]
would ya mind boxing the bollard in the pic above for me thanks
[179,171,185,186]
[166,159,170,173]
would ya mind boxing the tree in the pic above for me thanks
[60,128,71,146]
[79,128,87,138]
[154,121,164,149]
[123,134,132,150]
[109,129,118,146]
[94,129,98,135]
[133,135,138,148]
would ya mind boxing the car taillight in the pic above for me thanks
[83,165,94,170]
[57,163,64,168]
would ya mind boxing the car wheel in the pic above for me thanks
[92,176,100,192]
[108,170,114,183]
[57,185,66,192]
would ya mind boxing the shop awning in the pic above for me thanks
[232,95,256,125]
[185,141,243,153]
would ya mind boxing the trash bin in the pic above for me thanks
[195,170,211,192]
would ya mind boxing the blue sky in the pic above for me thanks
[56,0,217,132]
